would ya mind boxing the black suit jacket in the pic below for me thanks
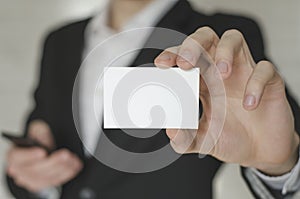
[7,1,300,199]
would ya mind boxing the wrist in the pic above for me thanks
[257,133,299,176]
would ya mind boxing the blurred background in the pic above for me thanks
[0,0,299,198]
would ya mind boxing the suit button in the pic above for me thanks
[79,187,96,199]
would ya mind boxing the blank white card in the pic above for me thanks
[103,67,199,129]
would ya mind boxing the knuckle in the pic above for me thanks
[223,29,243,38]
[258,60,274,70]
[196,26,215,36]
[222,29,244,44]
[257,60,283,85]
[195,26,217,43]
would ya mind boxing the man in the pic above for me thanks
[6,0,300,198]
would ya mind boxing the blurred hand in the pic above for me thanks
[6,120,83,193]
[155,27,299,176]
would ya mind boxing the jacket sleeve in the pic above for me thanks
[25,30,58,136]
[6,31,58,199]
[238,18,300,199]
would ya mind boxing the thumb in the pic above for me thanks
[27,120,55,150]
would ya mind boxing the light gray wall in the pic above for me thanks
[0,0,299,198]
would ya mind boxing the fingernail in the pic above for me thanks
[217,62,228,73]
[178,50,193,63]
[244,95,256,107]
[158,54,171,61]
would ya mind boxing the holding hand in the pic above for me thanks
[155,27,299,176]
[6,120,83,193]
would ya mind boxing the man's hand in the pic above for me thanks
[154,27,299,176]
[6,120,83,193]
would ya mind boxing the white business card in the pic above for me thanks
[103,67,199,129]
